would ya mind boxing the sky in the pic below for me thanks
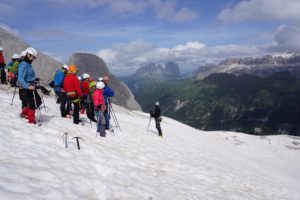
[1,0,300,75]
[0,86,300,199]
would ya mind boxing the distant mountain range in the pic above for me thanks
[122,72,300,136]
[133,62,181,78]
[193,53,300,79]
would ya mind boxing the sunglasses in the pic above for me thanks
[28,54,36,60]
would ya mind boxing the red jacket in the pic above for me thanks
[63,73,83,97]
[0,53,5,66]
[81,80,90,96]
[93,88,104,109]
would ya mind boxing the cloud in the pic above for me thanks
[150,0,199,22]
[217,0,300,23]
[38,0,199,22]
[97,40,262,73]
[268,25,300,52]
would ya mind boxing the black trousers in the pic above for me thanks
[0,68,6,84]
[72,101,80,124]
[86,100,96,121]
[20,89,42,109]
[155,118,163,136]
[56,92,70,117]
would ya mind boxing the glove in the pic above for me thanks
[101,104,106,111]
[97,104,106,111]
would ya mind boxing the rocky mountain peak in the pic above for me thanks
[68,52,141,110]
[134,62,181,77]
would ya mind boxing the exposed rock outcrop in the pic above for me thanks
[134,62,181,78]
[0,27,61,83]
[68,53,141,110]
[194,53,300,80]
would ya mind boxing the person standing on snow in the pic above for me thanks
[7,54,21,86]
[54,64,70,118]
[102,75,115,130]
[93,81,106,137]
[18,47,42,124]
[81,73,97,122]
[150,101,163,137]
[63,65,83,124]
[0,47,7,84]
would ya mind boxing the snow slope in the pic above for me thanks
[0,85,300,200]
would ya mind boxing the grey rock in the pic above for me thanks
[195,53,300,79]
[134,62,181,78]
[164,62,180,77]
[0,27,61,84]
[68,53,141,110]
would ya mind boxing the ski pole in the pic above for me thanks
[40,93,47,111]
[88,96,92,128]
[10,86,17,106]
[32,90,42,126]
[110,103,121,131]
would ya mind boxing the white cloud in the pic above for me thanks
[268,25,300,52]
[97,40,262,73]
[217,0,300,23]
[98,49,118,63]
[174,42,205,51]
[150,0,199,22]
[39,0,199,22]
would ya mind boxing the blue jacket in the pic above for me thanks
[53,69,65,92]
[18,61,36,89]
[103,85,115,104]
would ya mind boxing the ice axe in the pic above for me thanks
[72,137,84,150]
[62,132,73,149]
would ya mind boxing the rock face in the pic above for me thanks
[0,27,61,83]
[68,53,141,110]
[194,53,300,80]
[219,54,300,65]
[134,63,164,77]
[134,62,181,77]
[164,62,180,77]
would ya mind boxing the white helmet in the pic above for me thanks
[96,81,105,89]
[25,47,38,57]
[62,64,69,70]
[21,51,26,57]
[82,73,90,79]
[98,76,103,81]
[0,47,3,51]
[155,101,160,106]
[77,76,82,81]
[12,53,20,59]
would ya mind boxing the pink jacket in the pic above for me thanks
[93,88,105,109]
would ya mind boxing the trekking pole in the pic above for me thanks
[147,117,152,129]
[36,83,47,111]
[88,96,92,128]
[10,86,17,106]
[110,103,121,131]
[32,90,42,126]
[96,112,99,137]
[40,93,47,111]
